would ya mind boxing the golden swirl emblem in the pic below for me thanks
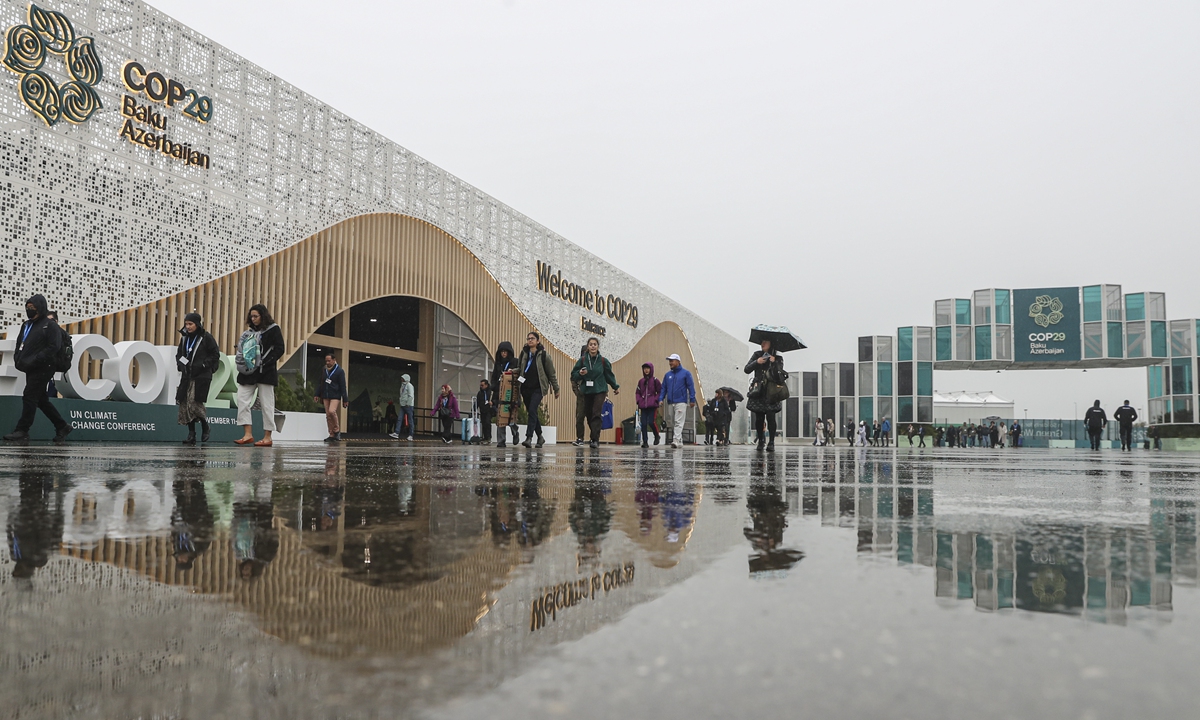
[66,36,100,84]
[2,4,102,126]
[28,4,74,54]
[59,80,99,123]
[4,24,44,74]
[20,70,60,125]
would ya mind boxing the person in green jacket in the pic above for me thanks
[571,337,620,448]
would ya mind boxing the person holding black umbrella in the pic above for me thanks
[745,339,784,452]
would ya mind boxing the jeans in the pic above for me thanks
[17,372,65,432]
[640,408,660,444]
[395,405,415,437]
[523,388,543,438]
[1088,427,1103,450]
[1119,424,1132,450]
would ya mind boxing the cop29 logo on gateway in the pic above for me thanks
[1013,287,1081,363]
[2,4,102,126]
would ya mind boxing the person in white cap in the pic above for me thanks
[657,354,696,448]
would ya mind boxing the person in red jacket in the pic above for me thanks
[431,385,460,444]
[636,362,662,447]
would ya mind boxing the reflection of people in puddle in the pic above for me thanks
[232,481,278,580]
[171,477,214,573]
[7,458,64,580]
[485,464,554,551]
[744,461,804,575]
[570,460,612,566]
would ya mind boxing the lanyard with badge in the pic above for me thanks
[179,334,199,366]
[519,351,534,384]
[325,364,339,387]
[18,322,32,349]
[584,354,599,388]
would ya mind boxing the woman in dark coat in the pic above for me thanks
[176,312,221,444]
[744,339,784,452]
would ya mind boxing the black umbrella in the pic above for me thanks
[717,386,744,402]
[748,324,806,352]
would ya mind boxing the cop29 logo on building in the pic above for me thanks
[2,4,102,126]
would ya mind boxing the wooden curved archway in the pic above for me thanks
[69,213,705,437]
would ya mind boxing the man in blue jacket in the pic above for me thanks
[658,353,696,449]
[313,352,348,442]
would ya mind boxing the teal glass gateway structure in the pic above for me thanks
[787,286,1182,439]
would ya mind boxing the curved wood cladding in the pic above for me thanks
[67,213,706,436]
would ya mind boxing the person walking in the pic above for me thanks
[476,379,495,444]
[490,341,520,447]
[857,421,867,446]
[388,374,415,441]
[4,294,71,442]
[872,421,881,446]
[571,344,588,446]
[917,425,926,448]
[517,332,560,448]
[662,353,698,449]
[744,341,781,452]
[826,418,837,446]
[813,418,824,446]
[233,304,284,447]
[393,376,417,439]
[714,390,733,445]
[176,312,220,445]
[1113,400,1138,451]
[989,422,999,449]
[998,422,1007,448]
[1084,400,1108,451]
[1011,421,1022,448]
[635,362,662,447]
[881,417,891,447]
[313,352,348,442]
[431,385,460,443]
[572,337,619,448]
[906,424,915,446]
[702,397,718,445]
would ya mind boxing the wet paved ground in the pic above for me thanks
[2,442,1199,719]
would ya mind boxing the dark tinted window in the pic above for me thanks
[858,337,873,362]
[349,296,421,350]
[839,363,855,397]
[803,372,818,397]
[897,361,913,396]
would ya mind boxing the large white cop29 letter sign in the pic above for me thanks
[57,335,178,404]
[0,329,181,405]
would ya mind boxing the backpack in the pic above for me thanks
[239,330,263,373]
[53,326,73,373]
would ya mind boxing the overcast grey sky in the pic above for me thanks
[150,0,1199,418]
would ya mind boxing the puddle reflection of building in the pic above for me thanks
[798,449,1192,624]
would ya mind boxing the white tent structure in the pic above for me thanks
[933,391,1015,425]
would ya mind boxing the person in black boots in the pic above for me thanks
[175,312,221,445]
[517,331,560,448]
[744,339,784,452]
[490,341,520,448]
[4,294,71,442]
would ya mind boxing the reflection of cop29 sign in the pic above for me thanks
[2,4,103,126]
[1013,287,1081,363]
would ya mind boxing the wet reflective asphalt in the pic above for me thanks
[2,443,1199,719]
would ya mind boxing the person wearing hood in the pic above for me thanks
[390,374,416,440]
[517,331,560,448]
[234,304,285,447]
[4,294,71,442]
[476,379,494,444]
[635,362,662,447]
[175,312,221,445]
[490,341,520,447]
[313,351,348,442]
